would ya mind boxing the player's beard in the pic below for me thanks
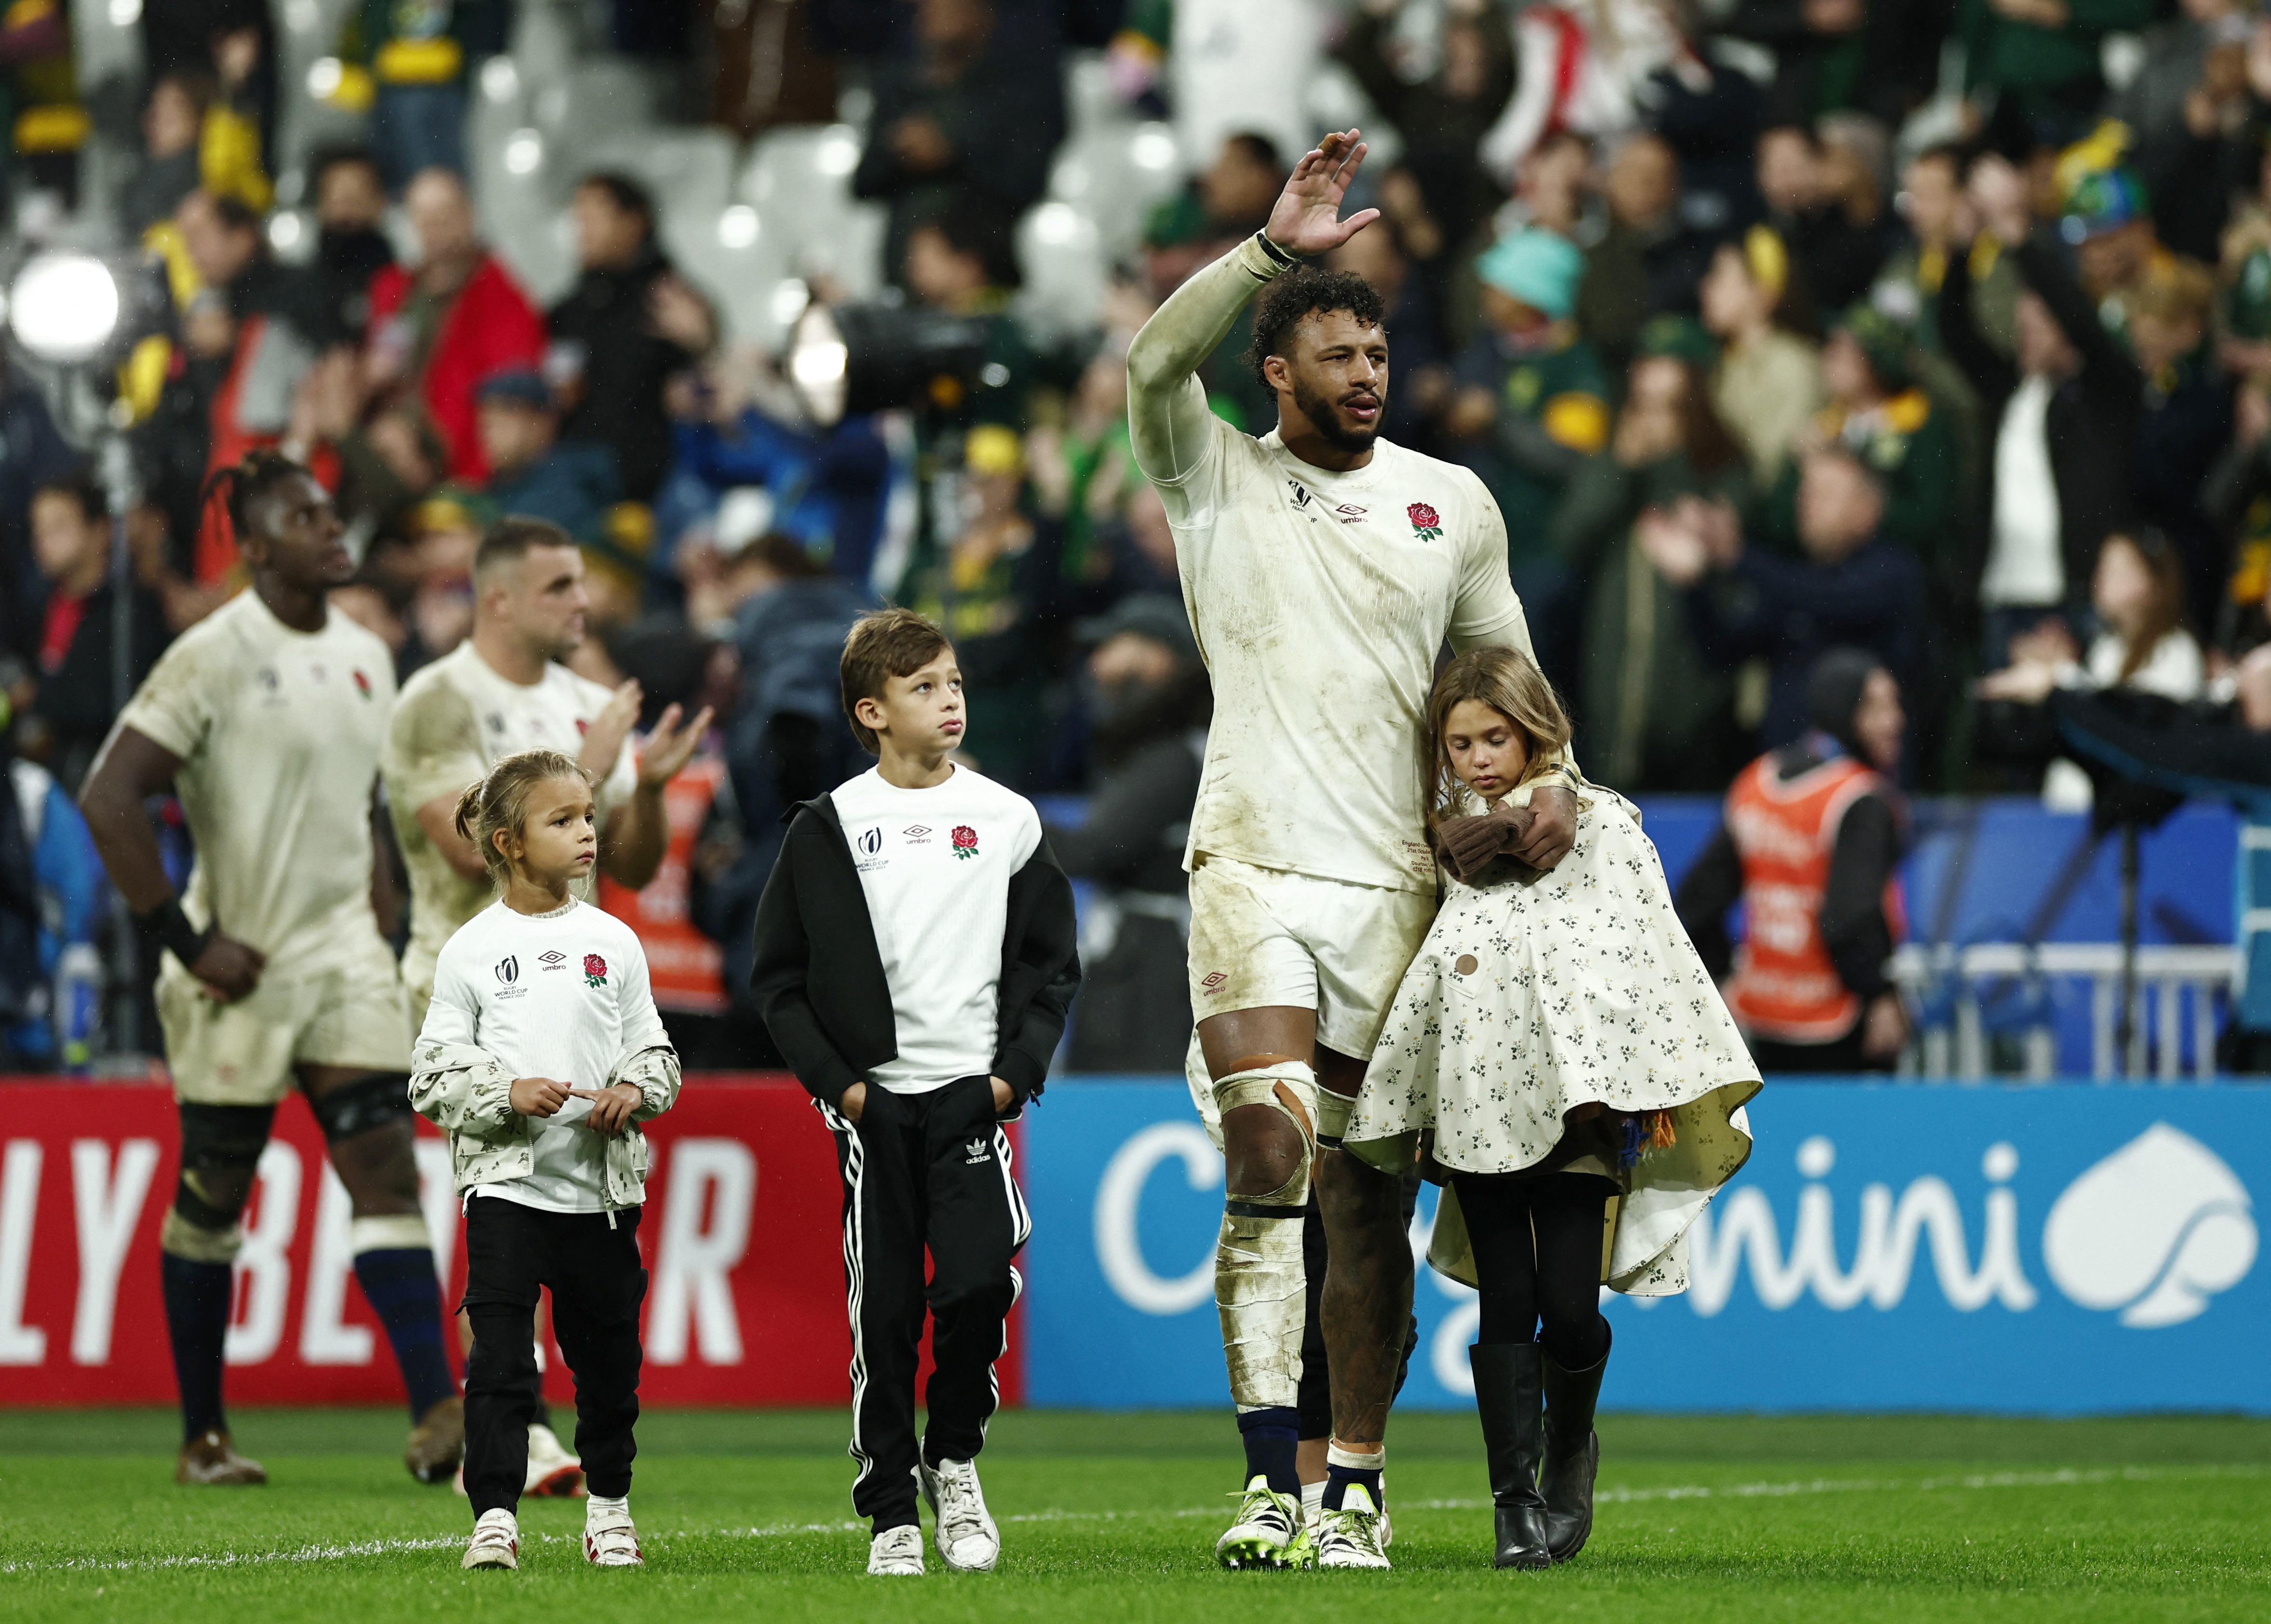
[1290,373,1383,455]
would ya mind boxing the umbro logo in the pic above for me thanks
[540,951,567,971]
[904,825,932,844]
[1200,971,1228,995]
[965,1138,992,1164]
[495,956,518,984]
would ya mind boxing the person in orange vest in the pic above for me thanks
[1676,647,1910,1072]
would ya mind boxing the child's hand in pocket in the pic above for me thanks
[990,1077,1015,1116]
[573,1083,645,1136]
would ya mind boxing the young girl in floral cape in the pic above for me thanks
[1342,646,1759,1570]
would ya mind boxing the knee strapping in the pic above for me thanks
[166,1102,272,1263]
[1213,1062,1317,1210]
[309,1073,415,1142]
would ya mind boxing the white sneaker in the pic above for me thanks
[1315,1483,1392,1570]
[918,1456,1001,1571]
[462,1508,519,1570]
[868,1523,925,1576]
[583,1495,643,1567]
[1214,1475,1315,1569]
[525,1422,585,1498]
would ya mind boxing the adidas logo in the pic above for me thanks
[965,1137,992,1164]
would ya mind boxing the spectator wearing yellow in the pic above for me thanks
[1700,225,1825,488]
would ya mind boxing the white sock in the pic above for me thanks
[1301,1480,1325,1526]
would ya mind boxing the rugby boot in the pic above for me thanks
[1214,1475,1315,1569]
[404,1394,465,1484]
[1540,1329,1610,1563]
[176,1428,267,1486]
[1469,1343,1551,1569]
[1314,1483,1392,1569]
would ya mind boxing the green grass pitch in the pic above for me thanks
[2,1408,2267,1622]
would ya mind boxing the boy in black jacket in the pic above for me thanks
[751,607,1079,1578]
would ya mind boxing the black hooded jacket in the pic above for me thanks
[749,790,1081,1111]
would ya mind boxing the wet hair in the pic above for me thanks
[1244,265,1387,391]
[841,607,952,754]
[33,467,108,525]
[577,170,656,237]
[1423,646,1574,832]
[452,748,594,884]
[473,514,577,586]
[198,448,311,547]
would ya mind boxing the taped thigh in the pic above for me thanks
[307,1071,415,1142]
[164,1102,276,1262]
[1212,1061,1318,1209]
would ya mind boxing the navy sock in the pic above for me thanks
[1237,1406,1302,1496]
[161,1252,232,1442]
[1322,1461,1385,1512]
[353,1248,456,1418]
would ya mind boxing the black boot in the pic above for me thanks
[1539,1326,1610,1563]
[1469,1342,1551,1569]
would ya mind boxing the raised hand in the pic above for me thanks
[580,679,642,780]
[1264,130,1383,259]
[636,701,717,789]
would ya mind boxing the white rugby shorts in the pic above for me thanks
[1185,853,1436,1065]
[158,928,413,1105]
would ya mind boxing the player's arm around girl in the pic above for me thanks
[408,747,681,1573]
[1336,648,1760,1572]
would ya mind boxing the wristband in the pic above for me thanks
[1252,231,1301,269]
[136,897,212,966]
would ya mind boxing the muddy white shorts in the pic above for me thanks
[158,928,413,1106]
[1185,853,1437,1064]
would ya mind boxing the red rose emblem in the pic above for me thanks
[1407,502,1441,529]
[583,953,608,986]
[952,825,979,860]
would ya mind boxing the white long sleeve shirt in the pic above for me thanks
[416,898,670,1212]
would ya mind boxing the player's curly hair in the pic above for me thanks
[1242,264,1387,392]
[453,748,594,884]
[198,448,310,546]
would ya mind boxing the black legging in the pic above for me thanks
[1451,1171,1615,1370]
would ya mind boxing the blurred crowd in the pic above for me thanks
[12,0,2271,1068]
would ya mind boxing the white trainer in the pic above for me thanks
[462,1508,519,1571]
[868,1523,925,1576]
[583,1496,643,1567]
[1214,1475,1315,1569]
[919,1456,1001,1572]
[1315,1483,1392,1570]
[525,1422,585,1497]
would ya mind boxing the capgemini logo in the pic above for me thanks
[2042,1123,2257,1328]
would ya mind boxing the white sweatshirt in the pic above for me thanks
[417,898,671,1213]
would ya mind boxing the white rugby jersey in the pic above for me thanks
[116,590,397,972]
[1128,234,1538,895]
[420,897,667,1212]
[383,641,639,992]
[830,764,1041,1093]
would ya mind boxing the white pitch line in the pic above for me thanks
[3,1462,2259,1576]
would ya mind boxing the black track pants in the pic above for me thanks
[461,1198,647,1515]
[819,1077,1030,1532]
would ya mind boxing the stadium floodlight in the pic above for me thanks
[9,253,122,364]
[789,301,993,427]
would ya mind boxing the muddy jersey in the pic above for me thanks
[117,591,396,970]
[383,641,638,993]
[1128,234,1538,894]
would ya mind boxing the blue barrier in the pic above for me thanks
[1021,1078,2268,1415]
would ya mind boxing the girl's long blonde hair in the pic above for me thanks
[451,748,593,885]
[1423,646,1573,835]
